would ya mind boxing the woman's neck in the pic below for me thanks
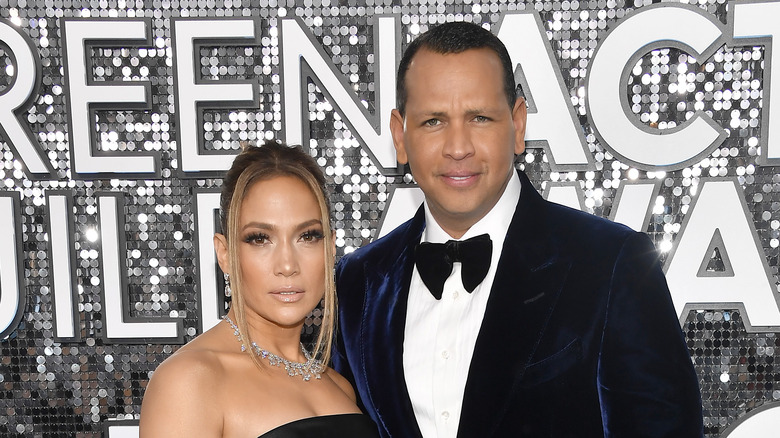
[230,310,307,362]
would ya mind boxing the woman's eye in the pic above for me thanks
[301,229,324,242]
[243,233,269,245]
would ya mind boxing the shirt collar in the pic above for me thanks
[422,170,521,244]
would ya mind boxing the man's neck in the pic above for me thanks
[423,170,521,241]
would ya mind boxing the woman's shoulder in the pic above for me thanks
[158,329,233,380]
[145,335,230,404]
[139,329,238,436]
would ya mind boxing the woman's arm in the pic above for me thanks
[139,350,224,437]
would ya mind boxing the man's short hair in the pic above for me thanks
[396,21,517,116]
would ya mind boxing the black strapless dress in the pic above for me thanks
[258,413,380,438]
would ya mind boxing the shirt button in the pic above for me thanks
[441,411,450,420]
[441,350,450,359]
[452,291,460,300]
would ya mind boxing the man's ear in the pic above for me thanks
[213,233,230,275]
[390,109,409,165]
[512,97,528,155]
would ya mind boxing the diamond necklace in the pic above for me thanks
[222,315,323,381]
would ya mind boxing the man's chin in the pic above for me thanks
[427,202,490,234]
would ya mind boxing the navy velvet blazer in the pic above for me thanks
[333,170,703,437]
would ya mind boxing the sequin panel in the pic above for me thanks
[0,1,777,437]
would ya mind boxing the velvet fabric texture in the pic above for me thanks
[333,170,704,437]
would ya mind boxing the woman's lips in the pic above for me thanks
[269,288,305,303]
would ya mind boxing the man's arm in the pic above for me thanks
[332,255,364,411]
[597,232,703,437]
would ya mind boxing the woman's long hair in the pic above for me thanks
[219,140,335,369]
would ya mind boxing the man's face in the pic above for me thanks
[391,48,527,238]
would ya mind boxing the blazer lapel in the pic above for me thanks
[360,208,425,438]
[458,171,572,437]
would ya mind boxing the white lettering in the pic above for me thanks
[609,180,660,232]
[721,402,780,437]
[172,19,259,175]
[281,16,399,171]
[587,5,726,169]
[498,13,592,170]
[46,192,78,340]
[0,194,24,339]
[543,182,585,211]
[62,19,157,176]
[103,423,138,438]
[0,19,51,177]
[665,179,780,329]
[194,190,223,332]
[731,1,780,164]
[98,195,181,341]
[375,186,424,240]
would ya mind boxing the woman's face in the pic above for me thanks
[229,175,326,329]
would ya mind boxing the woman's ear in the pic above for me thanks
[213,233,230,275]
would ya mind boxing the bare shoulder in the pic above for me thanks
[154,344,225,389]
[155,331,231,386]
[325,367,357,402]
[139,333,231,437]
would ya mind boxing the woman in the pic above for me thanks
[140,141,378,437]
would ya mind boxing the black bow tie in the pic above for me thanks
[414,234,492,300]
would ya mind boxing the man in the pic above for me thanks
[333,21,703,437]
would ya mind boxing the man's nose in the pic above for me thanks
[442,122,475,160]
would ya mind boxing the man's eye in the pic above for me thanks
[474,115,490,123]
[423,118,440,127]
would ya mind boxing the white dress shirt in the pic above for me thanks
[403,171,522,438]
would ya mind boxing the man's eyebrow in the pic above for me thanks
[465,107,497,115]
[411,107,500,119]
[413,110,447,118]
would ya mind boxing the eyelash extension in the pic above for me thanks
[242,229,323,244]
[243,232,269,244]
[301,229,325,241]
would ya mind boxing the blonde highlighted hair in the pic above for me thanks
[219,140,335,369]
